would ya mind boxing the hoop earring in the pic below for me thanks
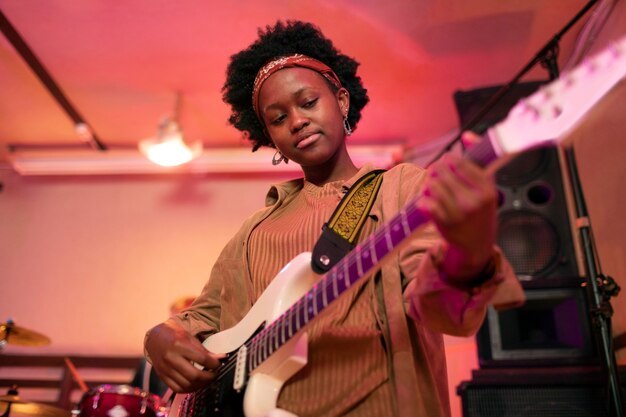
[343,117,352,136]
[272,150,287,165]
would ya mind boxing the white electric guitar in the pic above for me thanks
[170,36,626,417]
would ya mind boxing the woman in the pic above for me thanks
[144,20,523,417]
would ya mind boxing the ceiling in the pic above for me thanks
[0,0,622,175]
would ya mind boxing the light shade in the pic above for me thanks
[139,118,202,167]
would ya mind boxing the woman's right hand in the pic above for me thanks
[144,319,222,393]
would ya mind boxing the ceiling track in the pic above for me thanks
[0,9,107,151]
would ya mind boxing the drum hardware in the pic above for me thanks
[0,386,20,417]
[0,395,23,405]
[0,320,51,350]
[0,328,168,417]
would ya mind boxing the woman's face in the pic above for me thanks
[257,67,349,169]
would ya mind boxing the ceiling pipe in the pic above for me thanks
[0,9,107,151]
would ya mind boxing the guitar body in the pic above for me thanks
[170,364,245,417]
[171,252,317,417]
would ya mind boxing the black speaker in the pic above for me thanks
[458,366,626,417]
[454,83,581,285]
[476,285,596,367]
[495,146,580,285]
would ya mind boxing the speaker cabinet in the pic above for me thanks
[476,285,596,367]
[454,82,581,284]
[458,366,626,417]
[495,146,580,286]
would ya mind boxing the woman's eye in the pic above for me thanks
[270,115,286,125]
[303,98,318,108]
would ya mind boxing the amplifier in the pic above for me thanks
[458,366,626,417]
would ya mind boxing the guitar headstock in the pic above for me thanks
[487,35,626,156]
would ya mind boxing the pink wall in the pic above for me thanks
[0,172,273,354]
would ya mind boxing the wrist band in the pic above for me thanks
[434,247,499,290]
[465,254,498,288]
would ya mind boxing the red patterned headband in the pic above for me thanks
[252,54,343,119]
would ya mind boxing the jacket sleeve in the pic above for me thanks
[403,240,524,336]
[168,217,256,340]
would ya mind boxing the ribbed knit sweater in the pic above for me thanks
[248,173,392,416]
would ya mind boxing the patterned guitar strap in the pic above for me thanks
[311,169,386,274]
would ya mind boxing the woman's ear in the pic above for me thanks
[337,88,350,116]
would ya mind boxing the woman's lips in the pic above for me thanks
[296,132,321,149]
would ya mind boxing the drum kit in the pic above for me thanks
[1,321,170,417]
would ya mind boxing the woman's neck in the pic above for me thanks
[301,147,358,186]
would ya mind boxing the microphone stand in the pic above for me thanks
[426,0,599,166]
[564,147,623,417]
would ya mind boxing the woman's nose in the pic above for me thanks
[290,110,310,132]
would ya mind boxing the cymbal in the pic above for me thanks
[0,322,51,347]
[0,394,24,403]
[0,402,70,417]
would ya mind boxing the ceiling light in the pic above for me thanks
[139,117,202,167]
[138,92,202,167]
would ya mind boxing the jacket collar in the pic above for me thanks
[263,163,375,207]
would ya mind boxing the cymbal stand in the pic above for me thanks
[0,386,19,417]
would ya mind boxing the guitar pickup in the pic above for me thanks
[233,345,248,392]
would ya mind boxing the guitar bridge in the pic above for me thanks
[233,345,247,392]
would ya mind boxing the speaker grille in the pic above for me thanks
[497,210,559,276]
[462,385,621,417]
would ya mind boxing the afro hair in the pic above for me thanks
[222,20,369,151]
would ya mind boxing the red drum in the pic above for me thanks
[76,385,166,417]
